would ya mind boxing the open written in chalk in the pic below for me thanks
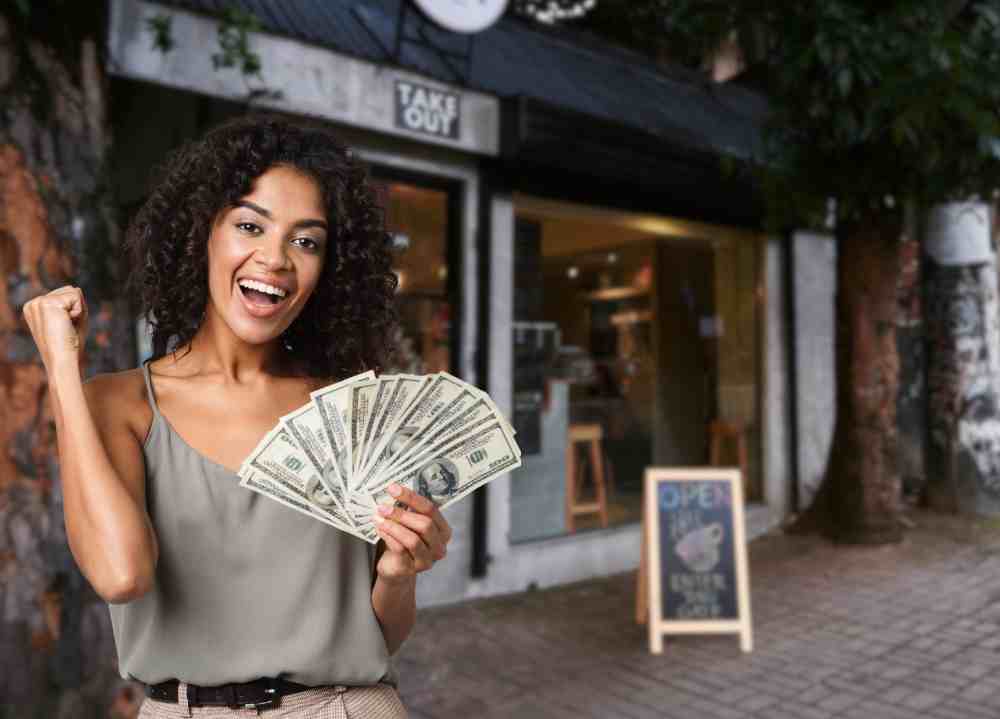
[644,467,753,654]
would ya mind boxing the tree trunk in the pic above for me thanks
[923,201,1000,515]
[1,12,136,717]
[793,209,904,544]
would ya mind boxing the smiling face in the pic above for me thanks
[205,164,329,348]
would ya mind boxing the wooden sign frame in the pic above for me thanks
[643,467,753,654]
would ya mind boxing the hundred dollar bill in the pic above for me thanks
[369,420,522,512]
[280,402,353,527]
[356,376,397,478]
[311,371,374,495]
[358,374,431,482]
[366,385,508,489]
[371,397,515,490]
[241,426,354,532]
[239,467,373,542]
[361,372,469,487]
[349,409,508,530]
[349,379,379,483]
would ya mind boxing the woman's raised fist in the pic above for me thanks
[22,285,89,371]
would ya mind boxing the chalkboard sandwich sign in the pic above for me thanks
[643,467,753,654]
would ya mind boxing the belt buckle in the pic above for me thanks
[237,680,280,710]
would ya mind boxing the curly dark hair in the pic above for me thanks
[124,113,398,378]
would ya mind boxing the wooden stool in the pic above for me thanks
[565,423,609,532]
[709,420,748,490]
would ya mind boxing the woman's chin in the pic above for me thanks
[227,317,288,347]
[222,294,298,346]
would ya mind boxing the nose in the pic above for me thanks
[253,234,290,272]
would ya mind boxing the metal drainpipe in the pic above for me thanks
[470,165,492,578]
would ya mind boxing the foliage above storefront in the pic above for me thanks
[556,1,1000,228]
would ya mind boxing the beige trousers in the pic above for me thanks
[137,682,408,719]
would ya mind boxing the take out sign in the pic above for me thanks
[394,80,461,141]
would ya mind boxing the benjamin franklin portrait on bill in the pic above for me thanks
[321,455,349,490]
[306,474,339,508]
[415,458,459,505]
[386,428,418,462]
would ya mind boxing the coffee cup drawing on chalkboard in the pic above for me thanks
[675,523,724,573]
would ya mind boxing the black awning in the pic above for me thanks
[500,96,763,229]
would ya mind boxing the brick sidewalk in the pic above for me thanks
[395,512,1000,719]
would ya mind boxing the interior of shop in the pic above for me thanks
[510,197,764,542]
[372,179,452,376]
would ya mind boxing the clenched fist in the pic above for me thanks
[22,285,89,372]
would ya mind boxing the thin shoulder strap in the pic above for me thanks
[141,359,162,417]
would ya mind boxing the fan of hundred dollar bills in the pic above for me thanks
[238,371,521,543]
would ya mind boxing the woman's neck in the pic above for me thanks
[173,313,290,381]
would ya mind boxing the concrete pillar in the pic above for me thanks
[791,232,837,510]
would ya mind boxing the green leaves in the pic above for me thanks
[145,14,174,54]
[636,0,1000,226]
[211,6,264,78]
[837,68,853,98]
[140,6,265,80]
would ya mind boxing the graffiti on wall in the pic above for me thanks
[925,259,1000,509]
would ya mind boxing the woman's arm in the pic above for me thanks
[371,550,416,655]
[370,483,452,654]
[24,286,158,604]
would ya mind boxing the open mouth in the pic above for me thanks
[237,278,290,312]
[239,285,282,305]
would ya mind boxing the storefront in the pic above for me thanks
[507,196,765,542]
[108,0,793,605]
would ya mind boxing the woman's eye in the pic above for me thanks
[292,237,320,251]
[236,222,261,234]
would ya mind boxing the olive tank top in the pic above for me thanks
[107,360,395,686]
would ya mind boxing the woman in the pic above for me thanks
[22,115,451,717]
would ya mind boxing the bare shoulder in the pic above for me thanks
[83,367,153,442]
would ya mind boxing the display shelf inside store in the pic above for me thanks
[610,309,653,326]
[586,286,649,302]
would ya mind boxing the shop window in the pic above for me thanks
[372,179,453,375]
[509,206,763,542]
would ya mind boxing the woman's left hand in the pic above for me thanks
[373,483,452,583]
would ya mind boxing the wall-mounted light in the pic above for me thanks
[567,266,579,279]
[607,252,618,264]
[392,233,411,250]
[437,265,448,281]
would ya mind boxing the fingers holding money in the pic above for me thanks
[374,515,435,572]
[374,483,450,567]
[387,483,451,554]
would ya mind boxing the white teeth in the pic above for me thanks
[238,279,287,298]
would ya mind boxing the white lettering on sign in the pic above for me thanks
[659,483,731,511]
[395,80,460,140]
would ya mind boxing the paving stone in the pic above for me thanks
[902,690,946,711]
[397,510,1000,718]
[816,690,865,713]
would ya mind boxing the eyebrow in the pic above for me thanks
[234,200,328,231]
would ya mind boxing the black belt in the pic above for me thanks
[144,677,314,710]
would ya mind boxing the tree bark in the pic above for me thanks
[792,209,904,544]
[1,11,136,717]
